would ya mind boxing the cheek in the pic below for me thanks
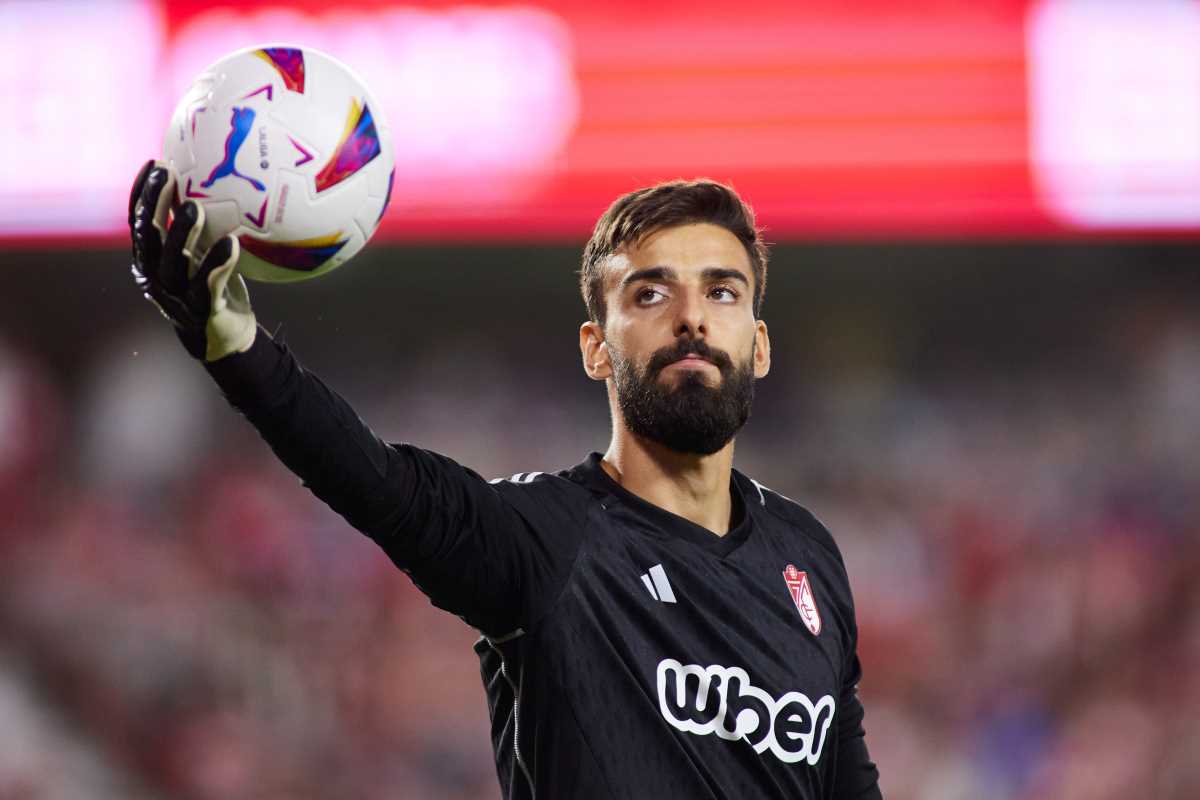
[606,320,654,364]
[602,333,638,375]
[729,326,758,362]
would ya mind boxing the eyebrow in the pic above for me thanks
[620,266,751,290]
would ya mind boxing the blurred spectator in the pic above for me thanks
[1,271,1197,799]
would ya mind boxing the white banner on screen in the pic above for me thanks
[1028,0,1200,227]
[0,1,164,234]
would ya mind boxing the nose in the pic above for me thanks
[673,286,707,339]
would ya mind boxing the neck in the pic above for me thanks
[601,427,736,536]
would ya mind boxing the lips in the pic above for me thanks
[668,355,715,368]
[648,342,731,375]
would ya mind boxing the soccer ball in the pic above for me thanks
[163,45,394,283]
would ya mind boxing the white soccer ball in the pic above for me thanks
[163,44,394,283]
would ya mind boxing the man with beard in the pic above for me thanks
[130,163,881,800]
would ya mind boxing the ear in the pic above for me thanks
[753,319,771,379]
[580,321,612,381]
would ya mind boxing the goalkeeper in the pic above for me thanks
[130,160,882,800]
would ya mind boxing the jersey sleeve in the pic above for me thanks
[203,326,583,636]
[785,502,882,798]
[833,650,882,799]
[823,527,881,797]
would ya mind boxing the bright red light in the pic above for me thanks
[4,0,1199,243]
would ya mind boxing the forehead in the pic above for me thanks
[602,223,752,286]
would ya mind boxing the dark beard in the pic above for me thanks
[612,337,755,456]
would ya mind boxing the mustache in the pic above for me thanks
[645,338,734,376]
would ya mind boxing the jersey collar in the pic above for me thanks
[572,452,753,557]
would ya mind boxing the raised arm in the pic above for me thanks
[128,160,579,636]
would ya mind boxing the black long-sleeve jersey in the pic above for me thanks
[204,327,882,799]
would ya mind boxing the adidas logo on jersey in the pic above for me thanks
[640,563,676,603]
[656,658,835,765]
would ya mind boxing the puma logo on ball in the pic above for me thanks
[202,107,266,192]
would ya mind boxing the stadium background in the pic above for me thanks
[3,1,1200,798]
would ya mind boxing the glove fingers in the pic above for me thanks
[130,172,167,284]
[222,264,252,311]
[131,164,176,282]
[133,262,198,329]
[136,164,176,242]
[128,159,156,227]
[151,168,177,242]
[129,160,211,361]
[187,235,239,319]
[161,201,204,296]
[198,236,256,362]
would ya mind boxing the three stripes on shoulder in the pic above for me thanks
[490,471,544,485]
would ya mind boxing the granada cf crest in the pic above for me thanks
[783,564,822,636]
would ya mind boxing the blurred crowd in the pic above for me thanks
[1,290,1198,800]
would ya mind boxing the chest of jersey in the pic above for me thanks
[537,507,851,773]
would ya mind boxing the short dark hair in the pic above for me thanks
[579,179,769,326]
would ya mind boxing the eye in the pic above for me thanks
[710,285,738,302]
[636,287,665,305]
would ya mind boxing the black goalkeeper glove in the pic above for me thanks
[129,160,258,361]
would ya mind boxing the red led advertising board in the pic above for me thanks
[3,0,1199,243]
